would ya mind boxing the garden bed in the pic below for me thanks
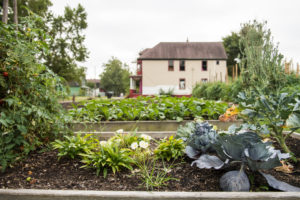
[0,137,299,192]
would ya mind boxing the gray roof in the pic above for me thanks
[138,42,227,60]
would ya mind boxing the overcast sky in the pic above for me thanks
[50,0,300,79]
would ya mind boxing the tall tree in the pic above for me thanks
[12,0,17,26]
[222,32,243,77]
[1,0,8,23]
[43,4,88,83]
[100,58,130,96]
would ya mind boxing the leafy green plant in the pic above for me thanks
[80,141,135,178]
[177,121,218,159]
[68,96,228,122]
[190,131,300,192]
[52,134,97,160]
[154,136,185,161]
[238,92,300,161]
[0,15,69,172]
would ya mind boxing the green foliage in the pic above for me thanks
[222,31,243,76]
[177,121,218,156]
[68,96,229,122]
[100,57,130,96]
[109,130,151,149]
[239,20,286,94]
[159,88,174,96]
[192,80,242,102]
[43,4,88,83]
[238,92,300,161]
[136,158,178,191]
[0,16,69,172]
[190,131,294,191]
[80,142,135,178]
[52,134,97,160]
[154,136,185,161]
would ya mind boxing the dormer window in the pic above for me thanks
[180,60,185,71]
[168,60,174,71]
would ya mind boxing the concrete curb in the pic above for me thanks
[0,189,300,200]
[70,120,243,132]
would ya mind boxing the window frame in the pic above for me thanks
[168,60,174,71]
[201,78,208,83]
[179,78,186,90]
[202,60,207,71]
[179,60,185,71]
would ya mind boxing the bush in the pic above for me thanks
[0,17,69,171]
[192,80,242,102]
[154,136,185,161]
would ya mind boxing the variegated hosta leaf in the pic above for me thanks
[185,146,200,159]
[191,154,224,169]
[220,170,250,191]
[260,172,300,192]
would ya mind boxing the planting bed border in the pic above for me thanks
[0,189,300,200]
[70,120,243,132]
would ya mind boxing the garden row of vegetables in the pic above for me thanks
[68,96,228,122]
[52,120,300,192]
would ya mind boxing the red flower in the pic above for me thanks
[3,72,8,77]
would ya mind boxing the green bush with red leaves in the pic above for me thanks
[0,15,69,172]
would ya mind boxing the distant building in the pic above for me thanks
[129,41,228,96]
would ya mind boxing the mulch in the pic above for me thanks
[0,137,300,191]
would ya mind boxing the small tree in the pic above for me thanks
[239,20,286,94]
[100,58,130,96]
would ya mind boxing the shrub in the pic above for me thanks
[154,136,185,161]
[0,16,68,172]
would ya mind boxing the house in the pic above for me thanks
[129,41,227,96]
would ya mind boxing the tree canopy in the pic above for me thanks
[100,58,130,96]
[1,0,88,83]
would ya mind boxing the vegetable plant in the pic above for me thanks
[190,130,300,192]
[154,136,185,161]
[238,91,300,161]
[177,121,218,158]
[68,96,228,122]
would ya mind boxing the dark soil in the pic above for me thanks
[0,137,300,191]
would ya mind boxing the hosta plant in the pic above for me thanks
[191,131,300,192]
[52,134,98,160]
[80,141,135,178]
[154,136,185,161]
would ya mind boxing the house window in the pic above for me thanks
[180,60,185,71]
[168,60,174,71]
[201,78,208,83]
[202,61,207,71]
[216,60,219,65]
[179,78,185,89]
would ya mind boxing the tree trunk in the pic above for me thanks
[13,0,18,27]
[2,0,9,24]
